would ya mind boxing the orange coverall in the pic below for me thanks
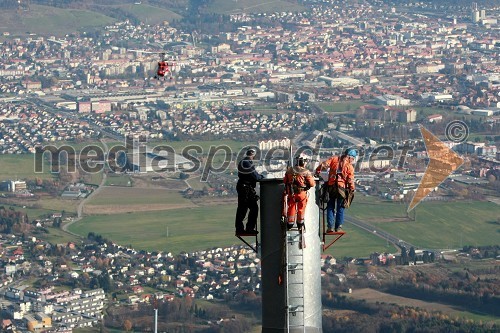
[284,166,316,227]
[315,156,355,191]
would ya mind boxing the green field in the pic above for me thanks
[185,175,209,191]
[104,174,132,187]
[204,0,305,14]
[86,187,190,207]
[0,154,53,180]
[315,101,369,113]
[324,227,397,258]
[0,5,114,36]
[69,205,238,253]
[36,197,80,214]
[1,204,58,220]
[67,192,500,257]
[36,226,82,246]
[350,196,500,249]
[69,201,393,257]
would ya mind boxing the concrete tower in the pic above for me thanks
[260,178,322,333]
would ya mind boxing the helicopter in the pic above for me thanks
[155,52,172,79]
[128,50,186,80]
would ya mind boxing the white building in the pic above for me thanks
[318,76,361,87]
[375,94,411,106]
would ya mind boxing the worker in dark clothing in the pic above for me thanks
[235,149,264,235]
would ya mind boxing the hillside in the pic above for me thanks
[0,5,115,37]
[202,0,306,14]
[0,2,182,37]
[91,2,182,24]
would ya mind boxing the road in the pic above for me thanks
[345,215,416,251]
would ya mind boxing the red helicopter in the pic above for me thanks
[129,50,181,80]
[155,52,172,80]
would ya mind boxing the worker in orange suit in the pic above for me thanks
[315,148,357,233]
[284,154,316,231]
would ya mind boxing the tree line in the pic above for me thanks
[0,206,30,234]
[322,293,498,333]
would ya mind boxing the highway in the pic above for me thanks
[345,215,416,251]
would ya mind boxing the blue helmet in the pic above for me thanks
[346,148,357,158]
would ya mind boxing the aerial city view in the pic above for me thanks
[0,0,498,332]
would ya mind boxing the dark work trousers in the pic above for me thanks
[235,183,259,232]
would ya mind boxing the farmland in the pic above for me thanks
[349,196,500,248]
[0,154,53,180]
[69,205,237,253]
[83,186,193,214]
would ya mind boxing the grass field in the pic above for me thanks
[204,0,305,14]
[185,175,209,191]
[104,174,132,187]
[0,5,114,37]
[70,200,394,257]
[36,197,80,214]
[1,204,57,220]
[69,205,238,253]
[86,187,190,206]
[324,227,397,258]
[315,101,369,113]
[0,154,53,180]
[36,226,82,246]
[349,196,500,249]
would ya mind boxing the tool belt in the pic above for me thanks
[328,183,346,199]
[292,184,309,194]
[237,182,259,201]
[292,185,307,193]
